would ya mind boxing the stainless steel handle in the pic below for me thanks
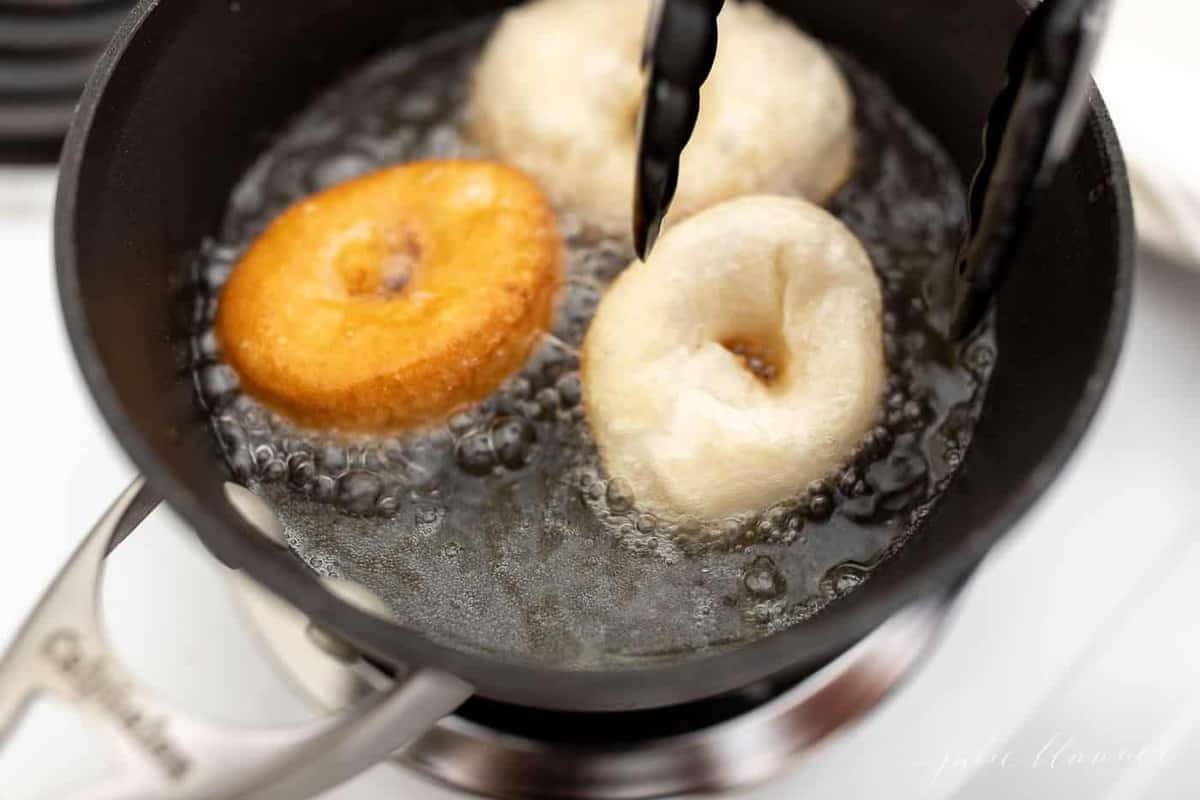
[0,478,473,799]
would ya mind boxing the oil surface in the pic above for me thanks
[187,23,996,668]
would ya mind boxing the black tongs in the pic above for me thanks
[632,0,1111,341]
[633,0,724,259]
[949,0,1112,340]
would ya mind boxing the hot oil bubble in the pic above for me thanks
[968,342,996,375]
[575,236,632,285]
[425,124,469,158]
[193,329,220,363]
[414,503,445,537]
[397,434,449,488]
[555,372,582,408]
[554,281,603,345]
[820,559,878,599]
[782,516,804,545]
[534,387,561,418]
[261,458,287,483]
[309,150,377,191]
[605,479,635,514]
[314,475,336,503]
[216,416,246,448]
[252,443,275,466]
[506,376,533,400]
[870,452,928,496]
[448,411,477,436]
[197,363,239,409]
[584,480,605,503]
[376,494,402,517]
[867,425,894,457]
[317,444,349,475]
[455,431,496,475]
[526,336,579,387]
[337,470,383,515]
[199,243,237,292]
[228,447,255,482]
[806,488,833,521]
[492,416,536,469]
[743,556,786,599]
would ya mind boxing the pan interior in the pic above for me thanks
[186,20,995,669]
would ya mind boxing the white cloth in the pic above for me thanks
[1096,0,1200,267]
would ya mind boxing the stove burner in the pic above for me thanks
[233,576,946,799]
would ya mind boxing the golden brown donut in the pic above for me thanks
[216,160,563,432]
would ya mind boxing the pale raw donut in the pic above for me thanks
[582,195,885,521]
[471,0,855,232]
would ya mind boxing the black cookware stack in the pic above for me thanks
[0,0,132,160]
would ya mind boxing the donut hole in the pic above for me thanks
[334,226,423,299]
[720,334,787,386]
[623,93,642,141]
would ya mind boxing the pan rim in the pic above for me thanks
[54,0,1135,712]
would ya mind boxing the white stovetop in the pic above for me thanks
[2,5,1200,791]
[1,169,1199,800]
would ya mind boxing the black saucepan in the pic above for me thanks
[54,0,1132,714]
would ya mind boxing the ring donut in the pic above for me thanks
[471,0,855,232]
[216,160,563,433]
[582,195,885,521]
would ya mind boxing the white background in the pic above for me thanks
[2,0,1200,796]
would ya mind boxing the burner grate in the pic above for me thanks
[233,574,946,799]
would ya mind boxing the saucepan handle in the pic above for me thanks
[0,478,472,800]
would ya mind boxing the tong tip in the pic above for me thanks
[631,0,723,259]
[633,170,669,260]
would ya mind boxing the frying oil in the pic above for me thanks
[187,22,995,668]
